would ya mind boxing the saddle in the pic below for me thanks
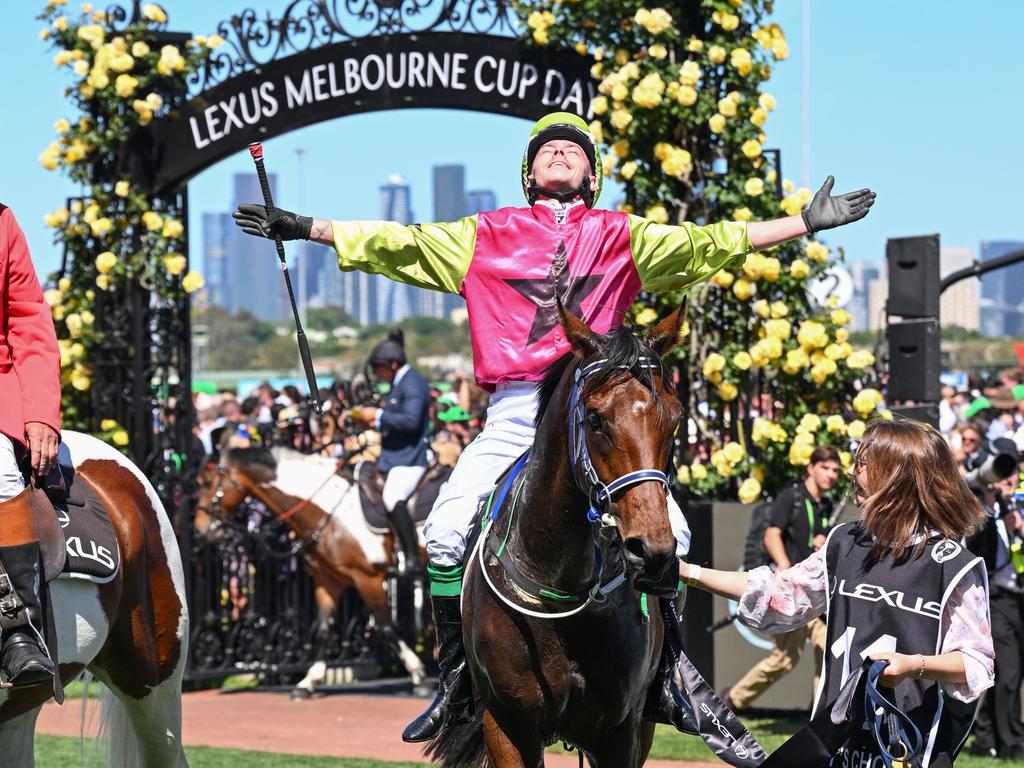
[354,461,452,534]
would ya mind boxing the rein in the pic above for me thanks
[478,354,669,619]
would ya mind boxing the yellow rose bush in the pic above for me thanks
[37,3,209,439]
[519,0,880,501]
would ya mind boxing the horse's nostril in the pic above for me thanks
[623,536,650,563]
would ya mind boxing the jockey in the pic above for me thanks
[349,330,432,573]
[233,112,876,741]
[0,205,61,687]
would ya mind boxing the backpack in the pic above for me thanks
[741,482,803,571]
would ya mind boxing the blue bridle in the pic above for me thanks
[567,356,671,524]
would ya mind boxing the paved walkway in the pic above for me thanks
[36,687,711,767]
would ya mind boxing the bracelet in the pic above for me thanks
[915,654,926,680]
[683,564,702,586]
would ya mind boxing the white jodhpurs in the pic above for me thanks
[0,435,25,503]
[423,383,691,568]
[382,464,428,511]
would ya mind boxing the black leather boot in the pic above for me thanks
[0,541,55,687]
[402,595,472,742]
[388,500,422,575]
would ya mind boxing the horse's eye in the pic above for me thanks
[586,411,603,432]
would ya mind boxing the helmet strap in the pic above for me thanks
[526,176,595,208]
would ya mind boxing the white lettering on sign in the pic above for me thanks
[185,48,595,151]
[65,535,116,571]
[837,579,941,620]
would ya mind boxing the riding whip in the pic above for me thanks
[247,142,322,414]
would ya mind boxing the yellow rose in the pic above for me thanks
[70,368,91,391]
[717,97,737,117]
[100,418,118,431]
[708,113,726,134]
[207,34,224,49]
[532,28,549,45]
[789,440,815,467]
[131,41,150,56]
[703,352,726,376]
[741,139,762,159]
[789,258,810,279]
[619,161,638,181]
[769,301,789,319]
[826,415,846,435]
[759,92,777,111]
[115,180,130,197]
[43,208,69,228]
[750,107,768,127]
[182,271,205,293]
[738,477,762,504]
[591,95,608,115]
[142,4,168,24]
[142,211,163,231]
[645,204,669,224]
[691,462,708,481]
[846,349,876,370]
[634,307,658,327]
[732,351,753,370]
[711,269,734,289]
[733,206,753,221]
[95,251,118,274]
[830,309,852,326]
[847,420,866,439]
[853,388,883,417]
[686,37,704,53]
[752,299,770,318]
[678,60,701,86]
[764,319,791,341]
[732,278,753,300]
[611,139,630,158]
[760,336,783,359]
[145,92,163,110]
[744,177,764,196]
[708,45,726,64]
[742,253,764,280]
[89,217,112,236]
[80,310,94,325]
[676,464,691,485]
[114,73,139,97]
[782,348,809,374]
[723,442,745,465]
[806,241,830,263]
[718,381,738,401]
[676,86,698,106]
[96,274,110,290]
[649,43,668,59]
[840,451,852,470]
[797,320,829,349]
[610,108,633,132]
[835,328,850,343]
[77,24,105,48]
[112,429,130,447]
[164,253,187,276]
[162,219,184,239]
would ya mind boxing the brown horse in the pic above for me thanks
[434,304,685,767]
[194,444,428,696]
[0,431,189,767]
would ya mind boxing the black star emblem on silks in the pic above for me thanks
[503,241,605,347]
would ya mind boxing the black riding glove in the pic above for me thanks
[232,203,313,241]
[801,176,876,234]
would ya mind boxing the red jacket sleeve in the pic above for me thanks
[3,207,61,435]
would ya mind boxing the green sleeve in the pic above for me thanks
[628,216,752,293]
[331,216,478,294]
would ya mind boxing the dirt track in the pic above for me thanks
[36,686,711,767]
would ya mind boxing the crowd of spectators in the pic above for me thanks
[938,368,1024,463]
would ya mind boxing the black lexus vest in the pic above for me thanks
[818,524,984,768]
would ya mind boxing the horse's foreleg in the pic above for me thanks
[351,571,427,687]
[483,707,544,768]
[0,705,41,768]
[292,583,343,700]
[587,715,647,768]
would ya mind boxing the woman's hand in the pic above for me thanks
[868,652,923,687]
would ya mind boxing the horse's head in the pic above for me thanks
[557,300,686,595]
[194,444,277,542]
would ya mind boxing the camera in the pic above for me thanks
[965,438,1020,492]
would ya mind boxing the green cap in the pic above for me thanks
[437,406,472,423]
[963,396,992,420]
[522,112,602,206]
[1014,384,1024,401]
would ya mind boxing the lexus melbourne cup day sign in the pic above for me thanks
[140,33,597,192]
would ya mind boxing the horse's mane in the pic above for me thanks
[534,326,666,430]
[226,445,277,469]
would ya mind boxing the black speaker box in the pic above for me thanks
[886,235,940,318]
[886,318,940,402]
[889,403,940,429]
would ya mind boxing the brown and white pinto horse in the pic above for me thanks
[194,445,427,697]
[0,431,189,768]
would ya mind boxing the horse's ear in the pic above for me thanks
[647,299,689,358]
[557,297,601,359]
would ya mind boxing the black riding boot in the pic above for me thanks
[0,541,55,687]
[388,500,422,574]
[402,595,472,742]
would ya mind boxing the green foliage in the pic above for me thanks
[517,0,882,499]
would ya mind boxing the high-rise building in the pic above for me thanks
[466,189,498,214]
[433,164,466,222]
[299,241,333,306]
[378,175,414,323]
[201,212,231,309]
[848,260,881,331]
[939,247,979,331]
[979,241,1024,337]
[223,173,287,322]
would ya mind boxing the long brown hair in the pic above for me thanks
[856,419,986,560]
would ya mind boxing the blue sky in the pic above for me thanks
[3,1,1023,281]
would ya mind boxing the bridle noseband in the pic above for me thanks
[568,356,671,524]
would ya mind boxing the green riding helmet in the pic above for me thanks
[521,112,602,207]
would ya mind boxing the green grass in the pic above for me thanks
[36,721,1007,767]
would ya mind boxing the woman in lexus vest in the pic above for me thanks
[683,419,994,767]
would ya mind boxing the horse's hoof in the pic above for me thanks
[290,687,313,701]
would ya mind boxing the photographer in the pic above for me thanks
[965,441,1024,760]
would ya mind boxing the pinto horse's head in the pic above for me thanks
[194,443,276,542]
[557,300,686,596]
